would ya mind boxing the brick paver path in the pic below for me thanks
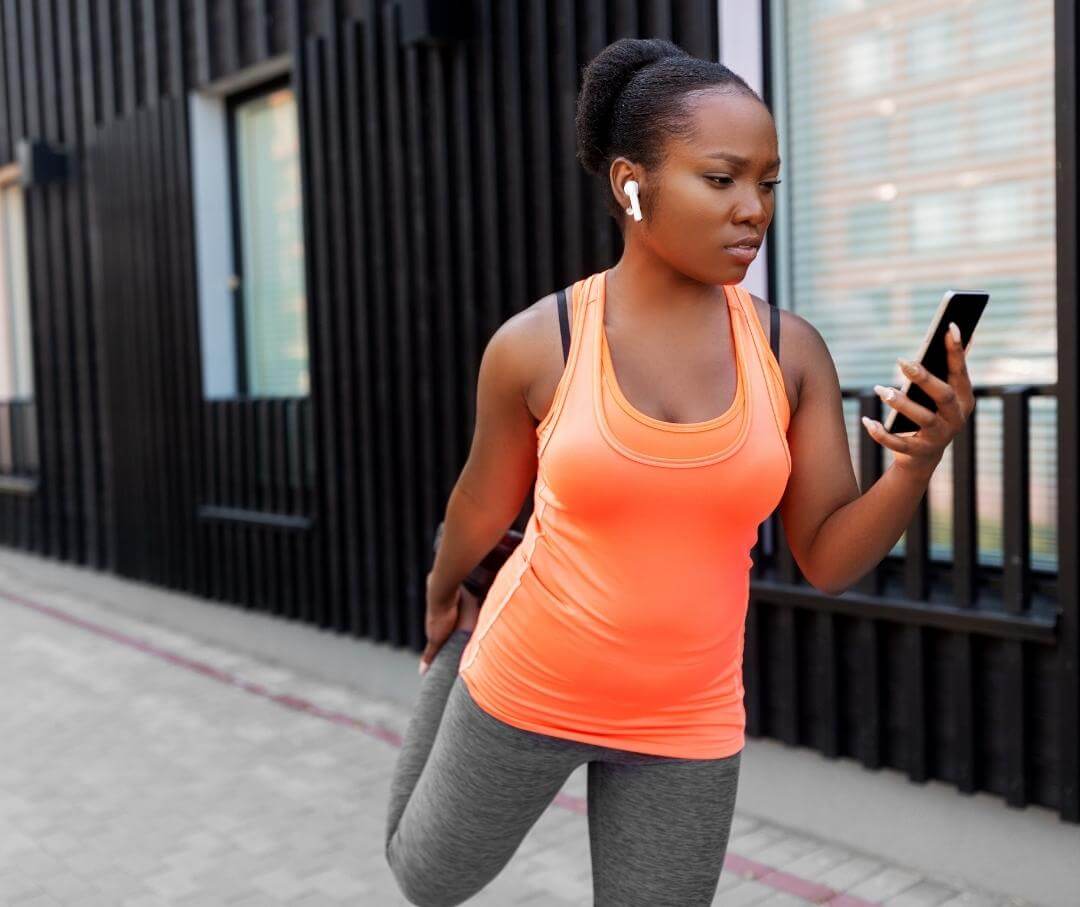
[0,561,1040,906]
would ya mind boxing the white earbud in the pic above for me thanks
[624,180,643,222]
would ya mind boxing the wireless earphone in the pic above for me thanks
[624,180,643,222]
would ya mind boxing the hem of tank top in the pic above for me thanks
[598,280,747,433]
[452,681,747,760]
[593,310,755,467]
[535,277,588,453]
[732,285,793,475]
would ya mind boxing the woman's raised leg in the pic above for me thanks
[384,630,584,906]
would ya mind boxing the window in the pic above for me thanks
[0,168,36,477]
[190,70,309,399]
[770,0,1057,572]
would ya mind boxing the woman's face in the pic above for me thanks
[628,89,781,286]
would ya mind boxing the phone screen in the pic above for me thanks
[882,290,989,435]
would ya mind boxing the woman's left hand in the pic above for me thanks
[862,322,976,477]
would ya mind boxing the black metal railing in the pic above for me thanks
[752,381,1058,625]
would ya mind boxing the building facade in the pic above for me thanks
[0,0,1075,822]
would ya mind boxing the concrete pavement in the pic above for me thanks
[0,547,1074,906]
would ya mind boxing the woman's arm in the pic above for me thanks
[427,311,542,602]
[778,314,974,596]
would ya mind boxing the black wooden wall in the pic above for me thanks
[0,0,1075,822]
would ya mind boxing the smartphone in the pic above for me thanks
[882,290,989,435]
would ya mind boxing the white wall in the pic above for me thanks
[719,0,771,304]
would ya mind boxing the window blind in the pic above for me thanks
[234,86,310,398]
[769,0,1057,572]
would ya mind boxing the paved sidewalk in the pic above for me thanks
[0,552,1063,906]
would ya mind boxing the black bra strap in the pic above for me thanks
[770,303,780,360]
[557,285,572,365]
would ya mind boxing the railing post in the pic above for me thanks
[952,404,978,607]
[1001,387,1032,615]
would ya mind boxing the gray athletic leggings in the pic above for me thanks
[384,628,742,906]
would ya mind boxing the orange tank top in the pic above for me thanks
[458,268,792,758]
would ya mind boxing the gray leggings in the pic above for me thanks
[385,628,742,906]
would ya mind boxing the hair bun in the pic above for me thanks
[576,38,689,176]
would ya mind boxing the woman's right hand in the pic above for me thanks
[419,574,467,676]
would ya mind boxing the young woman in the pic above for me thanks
[385,37,974,907]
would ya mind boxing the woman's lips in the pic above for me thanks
[724,245,758,263]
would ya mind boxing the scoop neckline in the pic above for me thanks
[598,268,747,433]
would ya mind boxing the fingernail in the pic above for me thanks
[949,322,961,344]
[873,384,894,401]
[861,416,877,431]
[418,661,428,676]
[898,358,918,376]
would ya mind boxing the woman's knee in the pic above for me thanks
[385,833,477,907]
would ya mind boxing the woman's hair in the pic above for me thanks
[575,37,766,224]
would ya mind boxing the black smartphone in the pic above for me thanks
[882,290,989,435]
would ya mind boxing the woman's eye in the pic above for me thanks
[707,176,783,191]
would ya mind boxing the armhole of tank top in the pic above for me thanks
[734,285,791,435]
[535,279,583,451]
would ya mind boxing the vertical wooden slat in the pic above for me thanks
[253,0,269,61]
[381,3,418,643]
[363,3,400,637]
[422,39,456,498]
[3,1,25,144]
[222,0,239,71]
[170,96,206,591]
[61,0,102,568]
[243,400,261,609]
[41,0,82,563]
[303,32,340,629]
[552,0,584,281]
[341,18,380,637]
[402,34,437,637]
[20,0,61,559]
[117,0,135,114]
[193,0,210,85]
[581,0,612,268]
[446,22,478,472]
[494,0,527,317]
[325,8,361,634]
[523,0,554,292]
[142,0,158,103]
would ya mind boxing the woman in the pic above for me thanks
[385,37,974,907]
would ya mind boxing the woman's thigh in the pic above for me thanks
[587,748,742,907]
[386,674,585,907]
